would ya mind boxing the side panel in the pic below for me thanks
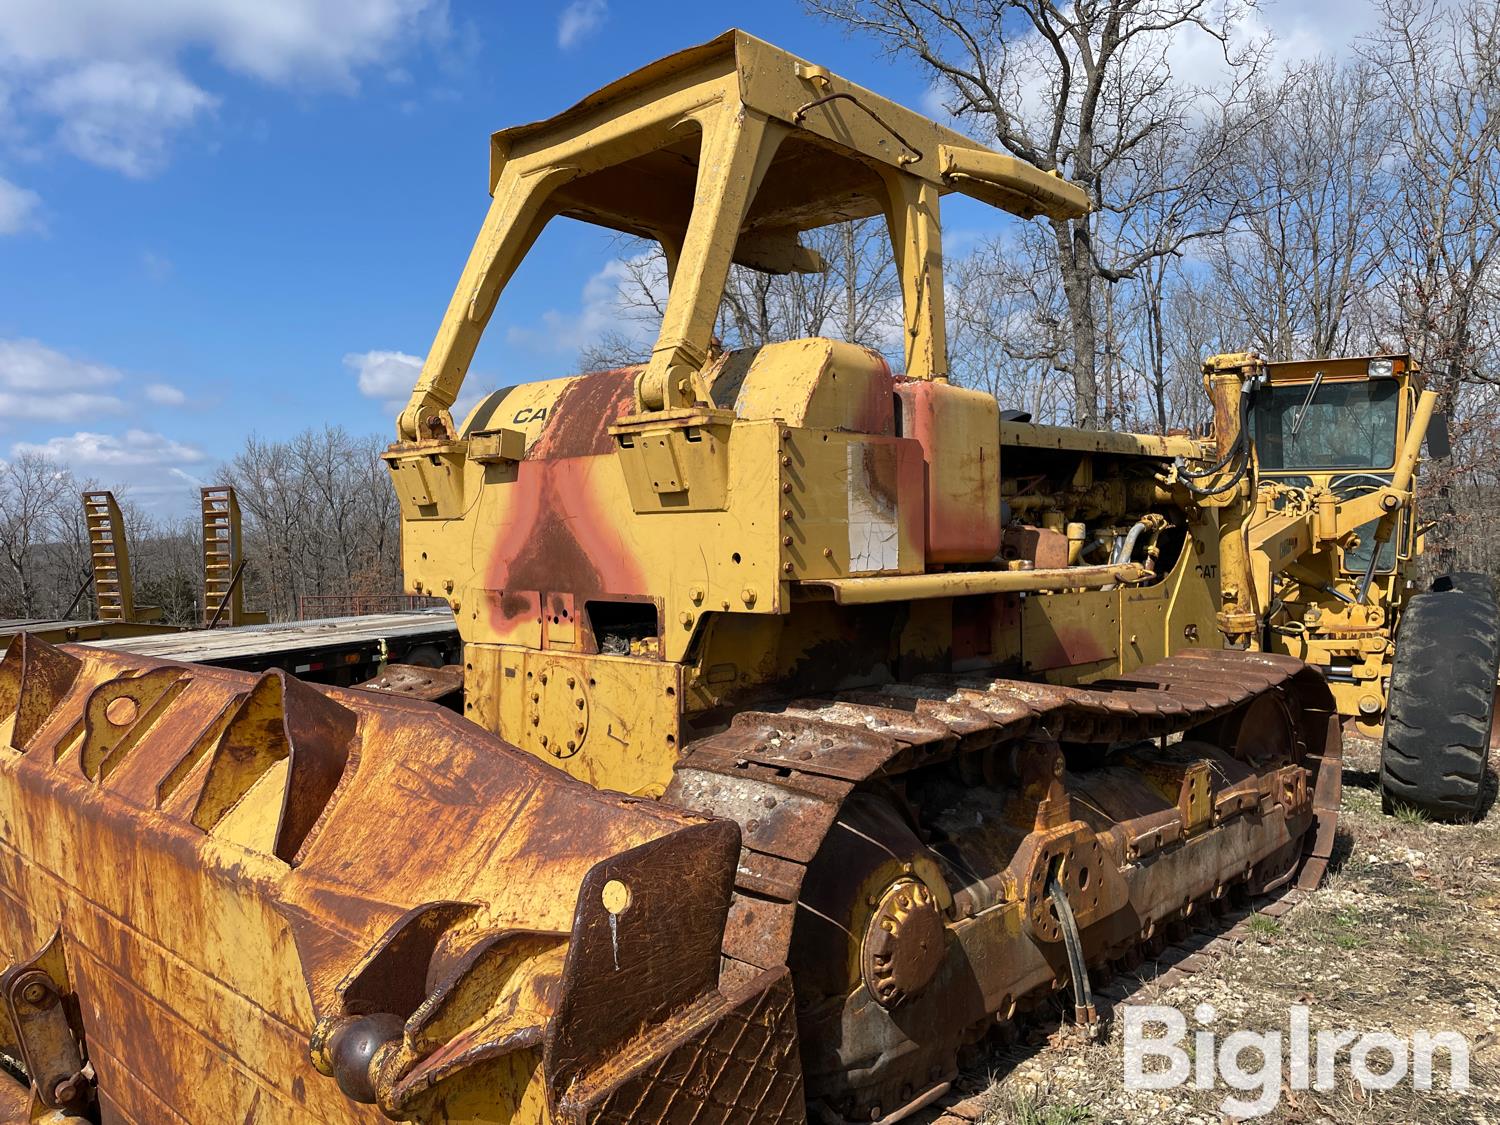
[896,381,1002,564]
[468,643,683,796]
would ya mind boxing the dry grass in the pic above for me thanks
[951,737,1500,1123]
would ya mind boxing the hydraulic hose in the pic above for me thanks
[1111,521,1150,565]
[1180,384,1254,498]
[1046,872,1098,1026]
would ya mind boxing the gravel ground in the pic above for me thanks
[937,736,1500,1124]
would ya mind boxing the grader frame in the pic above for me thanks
[1205,352,1440,736]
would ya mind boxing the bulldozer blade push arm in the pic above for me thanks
[0,634,803,1123]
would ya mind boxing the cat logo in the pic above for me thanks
[513,406,549,425]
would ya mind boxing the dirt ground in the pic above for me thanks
[949,737,1500,1124]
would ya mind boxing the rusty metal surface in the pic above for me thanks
[667,648,1341,1121]
[0,630,1334,1123]
[0,931,89,1115]
[918,884,1315,1125]
[0,637,79,753]
[353,663,465,703]
[557,966,805,1124]
[0,634,787,1124]
[0,1075,30,1124]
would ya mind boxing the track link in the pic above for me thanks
[665,648,1341,1121]
[670,648,1339,976]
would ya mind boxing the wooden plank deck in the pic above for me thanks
[78,610,458,664]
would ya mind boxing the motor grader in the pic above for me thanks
[1205,352,1500,821]
[0,31,1342,1125]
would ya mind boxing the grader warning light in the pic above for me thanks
[0,31,1344,1124]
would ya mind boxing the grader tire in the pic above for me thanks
[1431,571,1497,599]
[1380,585,1500,821]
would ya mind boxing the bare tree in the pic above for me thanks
[719,218,901,354]
[1202,57,1398,359]
[0,453,76,617]
[223,428,405,620]
[1367,0,1500,571]
[813,0,1264,426]
[579,220,903,373]
[948,228,1074,419]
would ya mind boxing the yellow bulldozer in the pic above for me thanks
[1207,352,1499,821]
[0,32,1346,1124]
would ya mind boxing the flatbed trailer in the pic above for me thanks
[76,609,460,686]
[0,617,182,650]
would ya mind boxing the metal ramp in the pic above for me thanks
[201,487,267,628]
[83,491,162,624]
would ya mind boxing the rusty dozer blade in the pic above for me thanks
[0,635,803,1124]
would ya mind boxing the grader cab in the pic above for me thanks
[0,31,1341,1125]
[1210,351,1500,820]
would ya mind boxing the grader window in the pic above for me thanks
[1251,379,1400,471]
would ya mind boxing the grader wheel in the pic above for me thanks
[1380,578,1500,821]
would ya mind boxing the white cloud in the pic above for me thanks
[1261,0,1389,63]
[0,342,116,391]
[506,253,664,359]
[0,342,127,426]
[0,175,41,234]
[143,382,186,406]
[346,348,422,400]
[0,0,447,86]
[558,0,607,50]
[345,346,495,422]
[0,391,126,422]
[14,428,206,467]
[0,0,449,176]
[35,60,218,178]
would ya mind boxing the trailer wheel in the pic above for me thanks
[1380,586,1500,821]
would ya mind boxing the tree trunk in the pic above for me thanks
[1055,219,1100,428]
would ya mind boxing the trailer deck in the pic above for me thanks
[0,618,182,650]
[77,609,460,685]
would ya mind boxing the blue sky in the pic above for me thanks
[0,0,1372,513]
